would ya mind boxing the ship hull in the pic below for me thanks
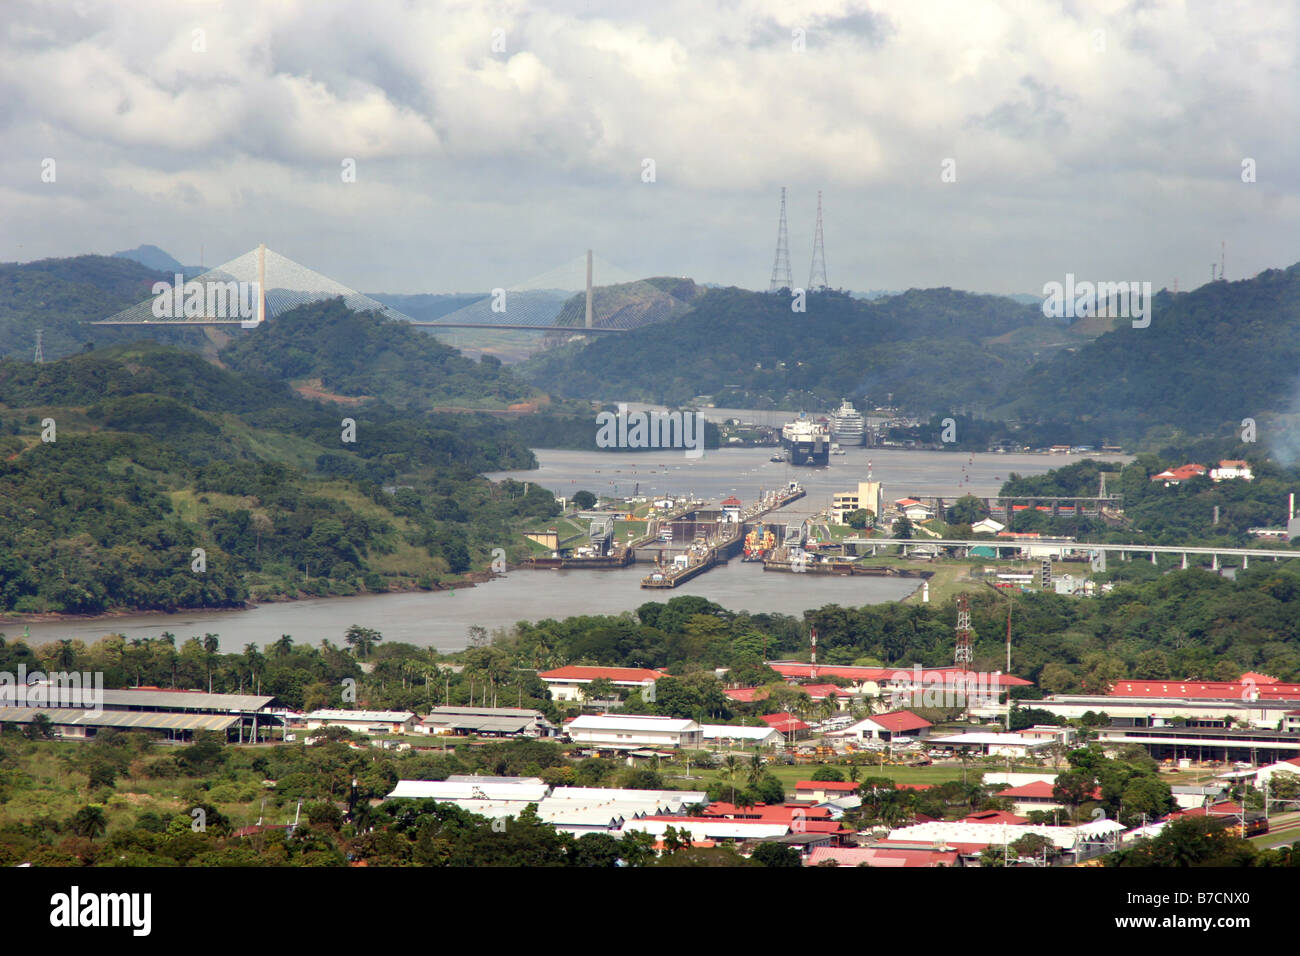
[783,437,829,466]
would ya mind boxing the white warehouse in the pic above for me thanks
[565,714,702,749]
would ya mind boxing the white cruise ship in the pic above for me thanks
[829,399,866,446]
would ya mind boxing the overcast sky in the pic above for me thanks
[2,0,1297,295]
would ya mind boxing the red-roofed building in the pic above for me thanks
[538,665,665,702]
[1107,679,1300,702]
[826,709,933,742]
[794,780,861,803]
[807,845,962,867]
[963,809,1029,825]
[1151,463,1208,486]
[760,712,811,738]
[995,780,1101,815]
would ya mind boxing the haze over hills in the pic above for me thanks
[517,285,1089,412]
[1001,264,1300,453]
[8,249,1300,454]
[112,244,200,276]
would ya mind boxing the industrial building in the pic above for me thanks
[564,714,703,749]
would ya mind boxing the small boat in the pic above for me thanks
[769,454,784,462]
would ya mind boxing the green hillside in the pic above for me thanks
[219,297,538,410]
[0,343,556,615]
[0,255,212,361]
[517,286,1083,410]
[1003,266,1300,447]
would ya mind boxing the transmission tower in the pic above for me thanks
[768,187,792,292]
[34,329,44,364]
[808,190,827,290]
[954,593,973,669]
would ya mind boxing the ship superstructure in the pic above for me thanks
[829,399,866,446]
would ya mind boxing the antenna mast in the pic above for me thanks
[769,187,792,292]
[954,593,973,669]
[808,190,827,290]
[34,329,44,364]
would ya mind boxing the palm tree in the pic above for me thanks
[746,752,765,789]
[722,754,741,804]
[71,804,107,840]
[271,634,294,659]
[202,633,220,693]
[55,640,76,670]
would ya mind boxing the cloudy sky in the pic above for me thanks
[2,0,1297,295]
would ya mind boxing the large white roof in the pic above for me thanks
[700,724,781,740]
[622,818,790,840]
[887,819,1123,850]
[387,780,548,802]
[568,715,699,733]
[307,709,415,721]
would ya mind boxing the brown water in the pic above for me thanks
[13,445,1099,654]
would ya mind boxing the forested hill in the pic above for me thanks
[0,255,210,361]
[1002,265,1300,445]
[516,286,1081,409]
[219,298,539,410]
[0,343,553,615]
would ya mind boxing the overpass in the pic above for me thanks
[843,537,1300,570]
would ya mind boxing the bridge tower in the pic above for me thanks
[769,187,792,292]
[954,593,973,669]
[585,249,593,329]
[808,190,827,290]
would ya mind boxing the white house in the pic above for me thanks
[565,714,702,749]
[925,732,1054,758]
[827,710,932,743]
[972,518,1005,535]
[1210,460,1254,481]
[303,709,417,735]
[895,498,935,521]
[538,665,663,702]
[700,724,785,748]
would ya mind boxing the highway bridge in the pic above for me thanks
[843,537,1300,570]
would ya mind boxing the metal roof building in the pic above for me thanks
[0,706,240,738]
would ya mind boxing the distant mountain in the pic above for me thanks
[517,286,1090,411]
[112,244,196,275]
[367,292,487,322]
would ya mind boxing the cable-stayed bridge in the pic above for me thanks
[92,246,691,335]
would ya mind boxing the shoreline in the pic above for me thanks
[0,571,493,628]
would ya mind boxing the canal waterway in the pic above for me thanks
[13,444,1112,654]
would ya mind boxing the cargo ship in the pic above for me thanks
[829,399,866,446]
[781,416,830,466]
